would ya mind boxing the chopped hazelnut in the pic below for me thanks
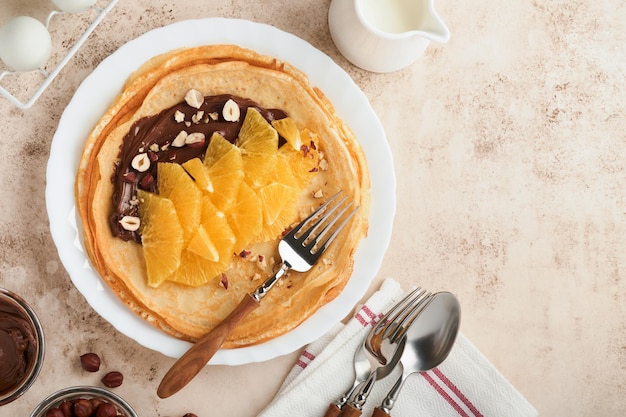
[192,111,205,124]
[119,216,141,231]
[185,132,206,146]
[219,273,229,289]
[185,89,204,109]
[131,153,150,172]
[174,110,185,123]
[172,131,188,147]
[313,189,324,199]
[222,99,240,122]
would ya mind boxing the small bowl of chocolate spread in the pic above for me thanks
[29,386,139,417]
[0,288,45,406]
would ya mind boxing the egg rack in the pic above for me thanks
[0,0,118,110]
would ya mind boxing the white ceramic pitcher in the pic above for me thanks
[328,0,450,73]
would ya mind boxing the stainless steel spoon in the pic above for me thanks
[372,291,461,417]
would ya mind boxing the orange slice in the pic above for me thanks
[157,162,202,244]
[238,107,278,187]
[257,182,300,241]
[187,224,219,262]
[272,117,302,150]
[171,196,236,287]
[227,181,263,252]
[204,133,244,212]
[137,190,184,288]
[278,145,319,190]
[182,157,213,192]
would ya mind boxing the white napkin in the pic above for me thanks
[259,278,537,417]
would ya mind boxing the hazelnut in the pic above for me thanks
[119,216,141,232]
[191,111,204,124]
[222,99,240,122]
[140,173,155,189]
[313,189,324,199]
[185,132,206,147]
[59,400,73,417]
[73,399,93,417]
[80,352,101,372]
[90,398,105,411]
[45,408,65,417]
[131,153,150,172]
[183,414,198,417]
[184,89,204,109]
[101,371,124,388]
[95,402,118,417]
[219,273,228,289]
[174,110,185,123]
[172,130,188,147]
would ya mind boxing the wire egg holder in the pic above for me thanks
[0,0,118,110]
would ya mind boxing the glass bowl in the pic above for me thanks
[30,386,139,417]
[0,288,45,406]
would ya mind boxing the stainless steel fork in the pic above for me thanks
[158,191,357,398]
[323,288,433,417]
[339,288,434,417]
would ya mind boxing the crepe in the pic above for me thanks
[75,45,370,347]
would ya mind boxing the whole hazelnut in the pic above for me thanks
[73,399,93,417]
[45,408,65,417]
[59,400,73,417]
[101,371,124,388]
[95,402,118,417]
[90,398,105,410]
[183,414,198,417]
[80,352,101,372]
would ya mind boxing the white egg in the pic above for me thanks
[51,0,97,13]
[0,16,52,72]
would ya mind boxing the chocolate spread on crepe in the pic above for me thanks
[75,45,370,347]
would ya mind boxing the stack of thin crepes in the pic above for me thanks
[75,45,370,347]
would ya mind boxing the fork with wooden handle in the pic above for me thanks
[157,191,357,398]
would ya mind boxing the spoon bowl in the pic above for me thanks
[373,291,461,417]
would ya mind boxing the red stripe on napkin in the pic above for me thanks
[422,371,470,417]
[356,304,378,327]
[433,368,484,417]
[296,350,316,370]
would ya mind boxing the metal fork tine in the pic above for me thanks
[298,195,349,244]
[288,191,343,238]
[373,287,424,334]
[306,201,355,253]
[388,292,434,343]
[379,289,430,340]
[313,205,358,254]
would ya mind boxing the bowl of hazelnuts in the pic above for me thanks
[29,386,138,417]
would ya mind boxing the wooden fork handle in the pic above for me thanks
[157,293,259,398]
[371,407,392,417]
[323,403,342,417]
[337,404,362,417]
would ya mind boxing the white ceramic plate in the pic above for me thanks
[46,18,395,365]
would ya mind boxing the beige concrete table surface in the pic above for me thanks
[1,0,624,416]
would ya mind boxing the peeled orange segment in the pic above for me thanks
[227,181,263,253]
[171,196,236,286]
[204,132,236,168]
[256,182,300,241]
[182,158,213,192]
[137,190,184,288]
[278,144,319,190]
[272,117,302,150]
[187,224,219,262]
[157,162,202,244]
[204,133,244,212]
[169,250,226,287]
[238,107,278,187]
[198,195,236,261]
